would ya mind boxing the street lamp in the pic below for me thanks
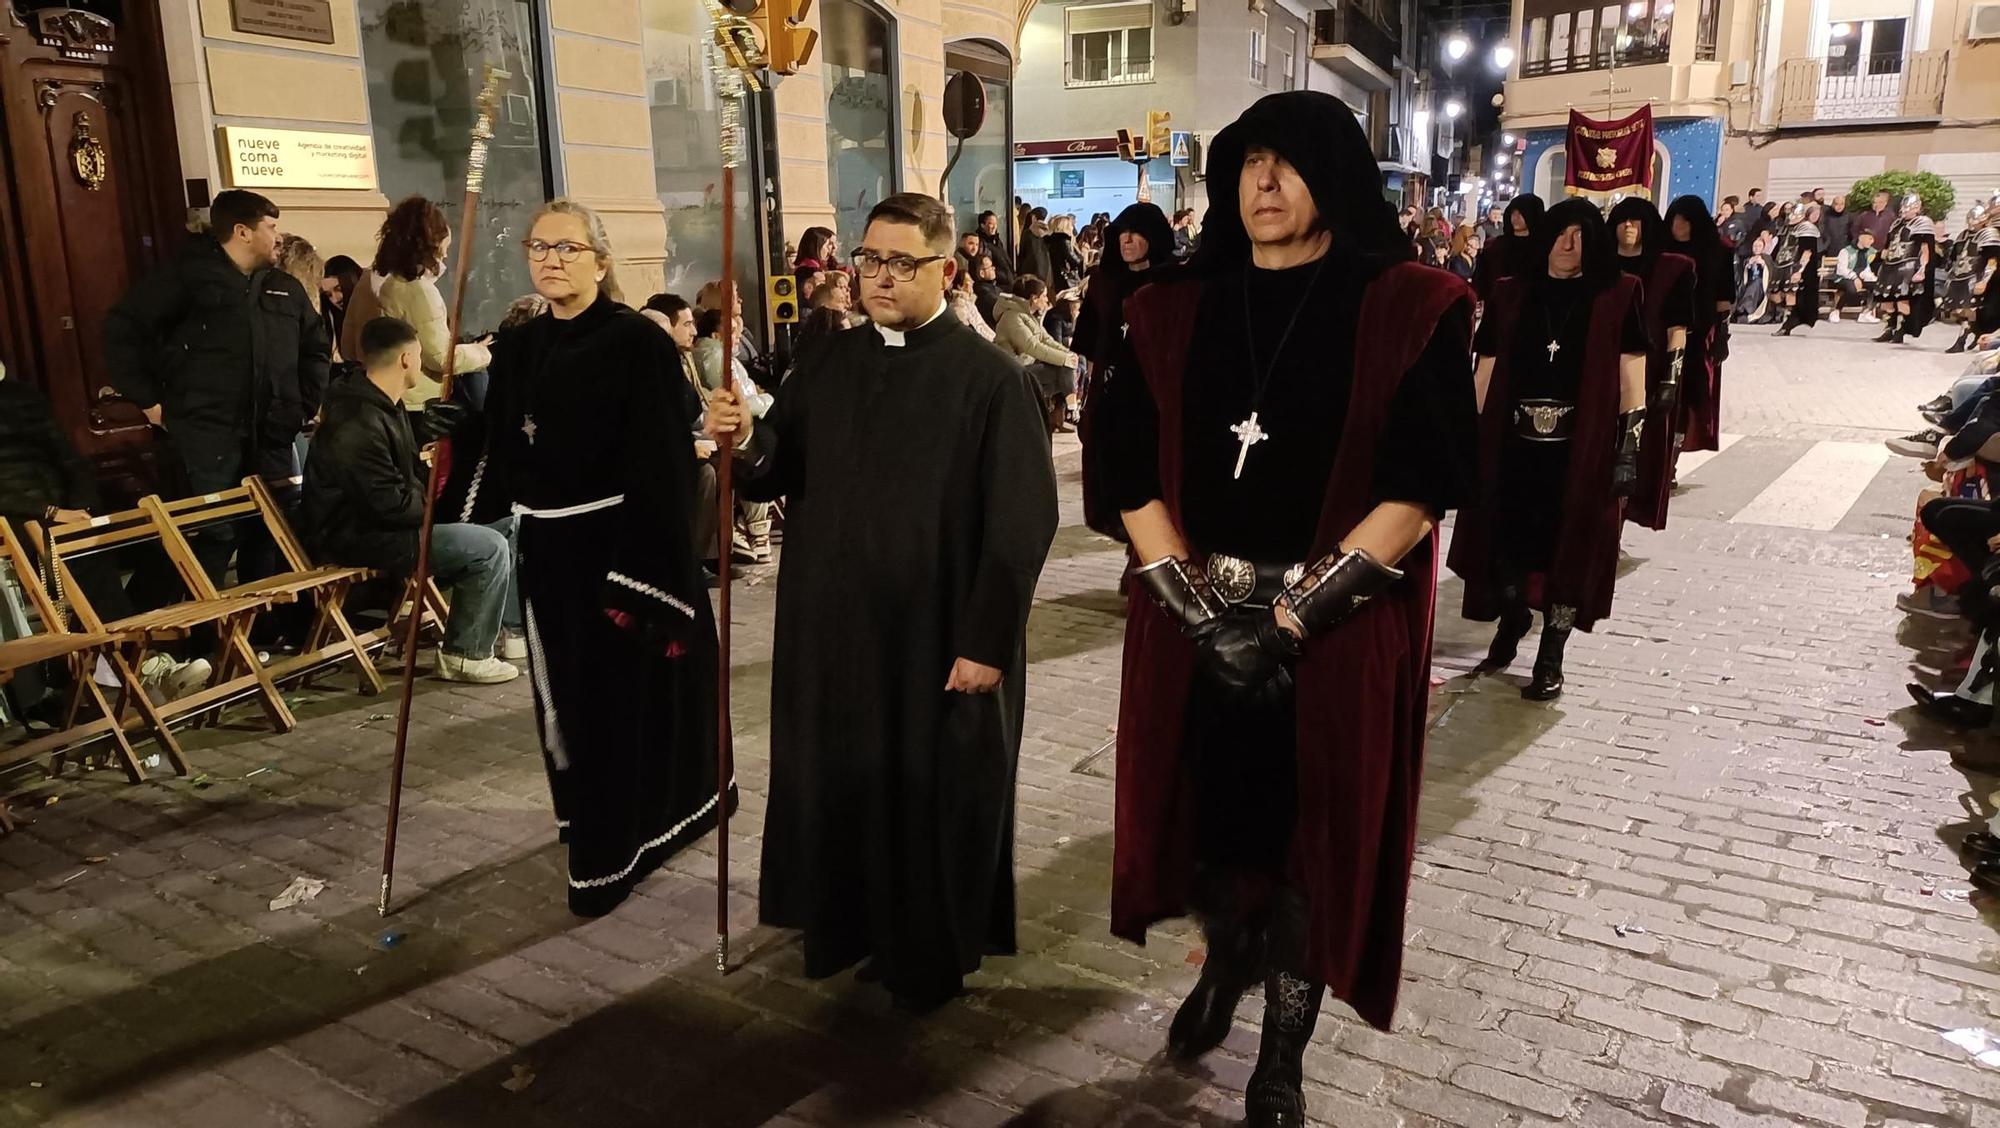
[1495,152,1511,167]
[1444,98,1465,119]
[1445,33,1471,60]
[1491,43,1515,69]
[1503,132,1517,145]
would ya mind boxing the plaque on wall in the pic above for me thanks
[219,127,376,190]
[230,0,336,45]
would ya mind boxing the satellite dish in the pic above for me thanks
[943,70,988,141]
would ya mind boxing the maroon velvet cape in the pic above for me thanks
[1448,273,1641,631]
[1109,261,1472,1032]
[1625,251,1695,530]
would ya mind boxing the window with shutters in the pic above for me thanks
[1250,12,1268,84]
[1065,1,1156,86]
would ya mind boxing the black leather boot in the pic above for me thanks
[1948,331,1970,354]
[1875,315,1898,343]
[1477,575,1532,673]
[1523,605,1575,701]
[1167,872,1267,1061]
[1244,971,1324,1127]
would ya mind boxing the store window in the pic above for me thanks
[944,42,1013,247]
[643,0,764,319]
[358,0,552,334]
[822,0,899,251]
[1065,1,1154,86]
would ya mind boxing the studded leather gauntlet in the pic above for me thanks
[1133,556,1222,634]
[1275,548,1403,639]
[1612,408,1646,498]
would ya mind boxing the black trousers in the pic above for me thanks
[1922,496,2000,622]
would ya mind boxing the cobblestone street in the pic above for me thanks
[5,321,2000,1128]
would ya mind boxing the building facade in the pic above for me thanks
[1010,0,1431,221]
[0,0,1021,476]
[1498,0,1999,208]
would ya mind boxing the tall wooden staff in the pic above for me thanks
[705,0,763,973]
[378,68,506,916]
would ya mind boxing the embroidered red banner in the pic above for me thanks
[1564,106,1654,199]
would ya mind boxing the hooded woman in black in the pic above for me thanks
[1103,91,1478,1127]
[1664,194,1734,452]
[1075,201,1179,538]
[1472,193,1546,301]
[1608,197,1698,529]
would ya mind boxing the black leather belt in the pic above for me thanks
[1515,399,1577,442]
[1202,554,1304,608]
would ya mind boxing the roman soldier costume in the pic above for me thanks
[1875,195,1937,343]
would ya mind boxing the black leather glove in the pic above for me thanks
[1649,349,1683,412]
[418,398,469,440]
[1612,408,1645,499]
[1191,609,1300,703]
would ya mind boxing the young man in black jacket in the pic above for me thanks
[303,318,519,685]
[103,190,330,585]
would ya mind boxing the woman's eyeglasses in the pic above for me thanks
[524,239,592,263]
[853,250,946,282]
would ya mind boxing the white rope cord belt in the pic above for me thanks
[512,494,626,519]
[569,778,738,890]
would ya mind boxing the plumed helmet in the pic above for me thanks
[1900,193,1924,215]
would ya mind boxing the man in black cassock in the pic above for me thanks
[1096,92,1477,1127]
[707,192,1058,1012]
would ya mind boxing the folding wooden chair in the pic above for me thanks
[29,504,291,744]
[143,478,385,693]
[0,518,166,783]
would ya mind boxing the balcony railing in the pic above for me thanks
[1311,6,1398,76]
[1064,55,1155,87]
[1518,40,1670,76]
[1694,0,1719,60]
[1775,49,1947,124]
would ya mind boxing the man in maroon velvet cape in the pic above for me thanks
[1092,91,1476,1128]
[1664,195,1734,458]
[1450,198,1649,701]
[1609,197,1696,531]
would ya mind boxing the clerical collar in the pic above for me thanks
[874,298,949,347]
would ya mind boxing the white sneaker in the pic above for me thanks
[1860,311,1880,323]
[436,650,521,684]
[497,630,529,661]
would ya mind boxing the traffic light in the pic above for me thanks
[768,274,799,323]
[1116,128,1138,164]
[760,0,818,75]
[1145,110,1172,165]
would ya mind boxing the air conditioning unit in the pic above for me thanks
[1970,1,2000,40]
[1729,60,1751,85]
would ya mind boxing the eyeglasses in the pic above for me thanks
[524,239,592,263]
[853,250,947,282]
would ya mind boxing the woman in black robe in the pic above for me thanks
[460,199,727,918]
[1771,202,1823,335]
[1665,195,1734,455]
[1451,198,1648,700]
[1075,202,1178,539]
[1610,197,1696,529]
[1471,194,1545,303]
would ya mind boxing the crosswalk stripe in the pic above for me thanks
[1676,433,1743,479]
[1728,440,1891,530]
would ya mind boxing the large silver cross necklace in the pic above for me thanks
[1233,253,1331,480]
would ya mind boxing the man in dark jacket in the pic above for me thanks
[1820,193,1853,257]
[103,189,329,584]
[302,317,518,685]
[976,210,1014,288]
[1017,206,1055,288]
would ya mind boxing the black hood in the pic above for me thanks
[1105,203,1176,271]
[1191,91,1409,274]
[1608,196,1666,265]
[1502,194,1547,239]
[324,369,401,417]
[1532,197,1620,290]
[1663,194,1724,259]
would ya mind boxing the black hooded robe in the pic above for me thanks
[467,293,729,918]
[1076,202,1178,540]
[744,307,1059,1001]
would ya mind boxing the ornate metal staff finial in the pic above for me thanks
[704,0,765,169]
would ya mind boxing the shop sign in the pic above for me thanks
[230,0,335,44]
[1055,170,1085,198]
[219,127,376,190]
[1014,137,1121,159]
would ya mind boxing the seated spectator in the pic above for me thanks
[692,311,775,564]
[993,276,1079,435]
[1833,232,1880,322]
[303,317,519,685]
[947,270,995,343]
[971,254,1003,328]
[641,294,720,569]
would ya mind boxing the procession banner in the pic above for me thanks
[1564,105,1654,200]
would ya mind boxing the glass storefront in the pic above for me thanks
[821,0,899,250]
[357,0,552,335]
[943,42,1013,245]
[1015,156,1176,223]
[642,0,765,318]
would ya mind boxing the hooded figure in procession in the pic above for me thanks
[1608,196,1697,530]
[1663,194,1734,456]
[1075,201,1179,539]
[1471,193,1546,303]
[705,192,1059,1013]
[1097,90,1478,1126]
[1449,197,1649,701]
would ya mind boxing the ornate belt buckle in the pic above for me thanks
[1207,554,1256,606]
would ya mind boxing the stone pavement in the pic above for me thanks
[4,331,2000,1128]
